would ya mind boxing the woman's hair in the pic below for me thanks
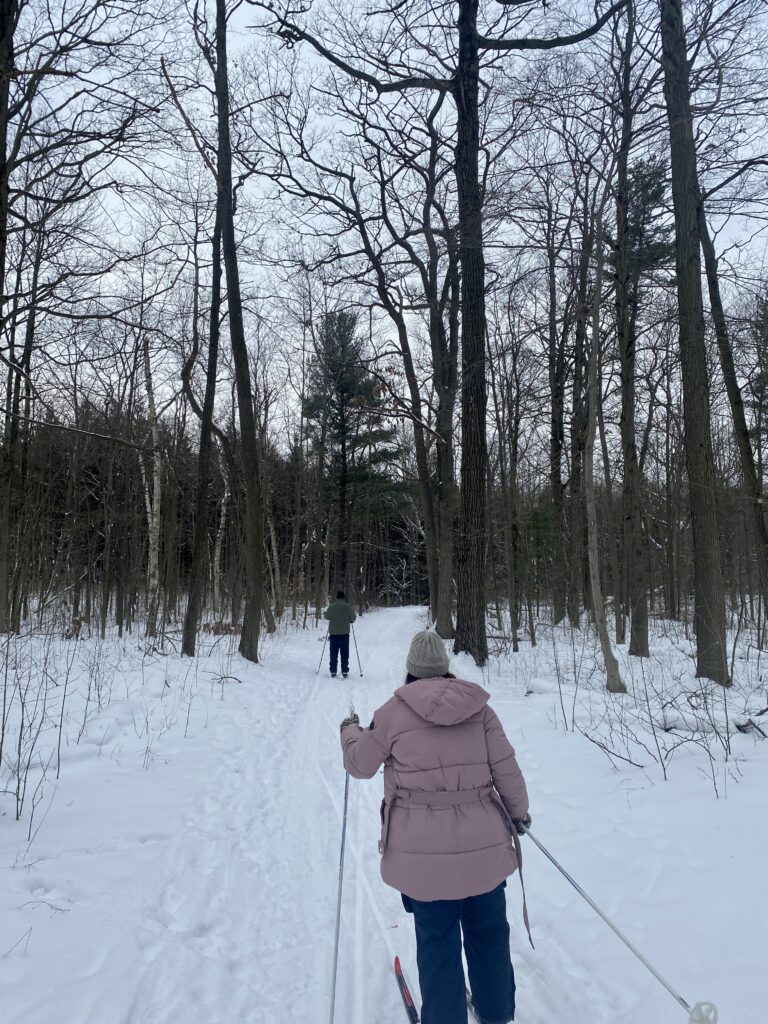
[405,672,456,684]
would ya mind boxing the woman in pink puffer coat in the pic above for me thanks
[339,630,531,1024]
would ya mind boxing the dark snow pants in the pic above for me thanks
[402,882,515,1024]
[329,633,350,675]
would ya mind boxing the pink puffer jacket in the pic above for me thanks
[340,676,529,902]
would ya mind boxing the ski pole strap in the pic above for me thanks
[482,788,534,949]
[511,826,534,949]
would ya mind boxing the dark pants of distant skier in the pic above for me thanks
[329,634,350,675]
[402,883,515,1024]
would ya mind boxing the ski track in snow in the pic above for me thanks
[1,606,764,1023]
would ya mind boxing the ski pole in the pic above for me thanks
[317,628,329,675]
[351,623,363,677]
[329,765,351,1024]
[522,827,718,1024]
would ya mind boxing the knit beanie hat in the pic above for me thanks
[406,630,450,679]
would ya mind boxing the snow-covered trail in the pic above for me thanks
[1,611,421,1024]
[1,607,763,1023]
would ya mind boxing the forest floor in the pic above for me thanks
[0,606,765,1024]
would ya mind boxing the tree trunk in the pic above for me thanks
[597,379,624,642]
[453,0,488,664]
[0,2,16,633]
[435,409,457,637]
[547,223,567,625]
[182,210,222,656]
[335,428,349,592]
[431,241,460,639]
[100,456,114,639]
[213,484,229,619]
[141,334,162,640]
[615,1,649,656]
[659,0,728,684]
[262,586,276,632]
[215,0,263,662]
[312,425,327,622]
[568,201,592,629]
[586,219,626,693]
[268,516,285,619]
[698,207,768,626]
[489,344,514,647]
[3,230,39,635]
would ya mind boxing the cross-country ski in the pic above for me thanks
[394,957,420,1023]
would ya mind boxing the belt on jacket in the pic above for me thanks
[379,784,497,854]
[397,784,495,807]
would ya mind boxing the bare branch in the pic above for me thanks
[250,3,453,94]
[160,57,219,182]
[479,1,628,52]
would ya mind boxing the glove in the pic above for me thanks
[340,713,360,733]
[513,813,532,836]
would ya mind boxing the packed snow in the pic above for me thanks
[1,607,765,1023]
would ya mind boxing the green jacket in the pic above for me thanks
[324,599,356,635]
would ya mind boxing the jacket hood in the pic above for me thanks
[394,676,490,726]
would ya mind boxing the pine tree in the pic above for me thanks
[304,311,400,598]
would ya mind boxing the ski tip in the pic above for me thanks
[394,955,401,970]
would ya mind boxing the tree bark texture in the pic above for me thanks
[453,0,488,665]
[216,0,263,662]
[0,2,17,633]
[140,334,162,640]
[615,1,649,656]
[568,201,592,628]
[659,0,728,684]
[431,255,459,640]
[698,207,768,624]
[587,218,626,692]
[182,210,222,657]
[547,222,567,625]
[312,424,327,622]
[489,343,521,651]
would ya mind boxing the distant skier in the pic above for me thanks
[339,630,531,1024]
[323,590,356,678]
